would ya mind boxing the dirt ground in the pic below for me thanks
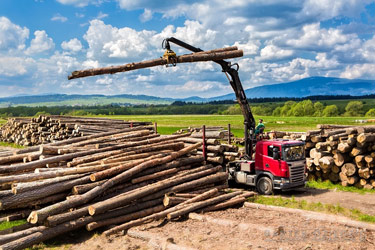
[280,187,375,216]
[61,205,375,250]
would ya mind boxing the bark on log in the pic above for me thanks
[12,174,85,194]
[68,49,243,80]
[0,226,46,245]
[27,143,203,224]
[167,191,243,220]
[88,168,225,216]
[0,176,91,210]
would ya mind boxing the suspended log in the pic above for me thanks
[68,49,243,80]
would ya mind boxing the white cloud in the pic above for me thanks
[223,17,248,26]
[140,9,153,22]
[97,11,108,19]
[340,64,375,79]
[61,38,83,52]
[286,23,353,50]
[84,19,156,61]
[302,0,373,19]
[82,59,99,69]
[25,30,54,55]
[56,0,103,7]
[0,57,35,76]
[0,17,29,51]
[258,45,294,61]
[51,13,68,22]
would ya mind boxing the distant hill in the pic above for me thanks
[0,94,174,107]
[209,77,375,101]
[0,77,374,107]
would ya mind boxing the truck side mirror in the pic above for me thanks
[272,147,280,160]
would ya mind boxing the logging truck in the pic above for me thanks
[68,37,307,195]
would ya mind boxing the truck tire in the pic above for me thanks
[256,177,273,195]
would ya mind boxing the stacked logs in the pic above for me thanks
[175,126,240,165]
[0,115,151,146]
[304,125,375,189]
[0,127,253,249]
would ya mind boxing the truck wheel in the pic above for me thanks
[256,177,273,195]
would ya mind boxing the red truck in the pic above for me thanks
[228,139,306,194]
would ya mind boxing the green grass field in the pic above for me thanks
[91,114,368,136]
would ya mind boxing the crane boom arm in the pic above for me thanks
[164,37,256,158]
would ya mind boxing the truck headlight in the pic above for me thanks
[281,178,290,184]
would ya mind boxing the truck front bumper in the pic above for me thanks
[273,177,306,190]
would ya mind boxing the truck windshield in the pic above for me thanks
[283,145,304,161]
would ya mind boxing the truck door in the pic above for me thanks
[262,145,282,176]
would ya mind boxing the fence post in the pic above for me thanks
[202,125,207,161]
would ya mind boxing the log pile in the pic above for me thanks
[175,126,240,165]
[0,115,152,146]
[304,125,375,189]
[0,126,253,249]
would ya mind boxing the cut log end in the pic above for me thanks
[88,206,96,216]
[27,211,38,224]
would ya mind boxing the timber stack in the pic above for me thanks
[303,124,375,189]
[0,115,151,146]
[0,126,253,249]
[175,126,240,165]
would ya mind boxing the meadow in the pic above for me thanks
[93,115,367,137]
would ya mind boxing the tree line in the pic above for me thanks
[0,100,373,118]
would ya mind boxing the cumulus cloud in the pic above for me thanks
[83,19,155,61]
[0,57,35,76]
[258,45,294,61]
[0,17,29,51]
[340,64,375,79]
[286,23,353,51]
[51,13,68,22]
[25,30,55,55]
[61,38,83,52]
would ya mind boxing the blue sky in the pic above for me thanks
[0,0,374,98]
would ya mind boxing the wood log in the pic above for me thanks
[319,156,334,171]
[0,176,91,210]
[102,188,225,236]
[201,191,256,212]
[11,174,85,194]
[72,179,107,195]
[163,196,188,207]
[350,147,366,157]
[357,133,375,144]
[333,152,350,167]
[167,191,243,220]
[68,49,243,80]
[177,137,219,145]
[365,153,375,164]
[0,226,46,245]
[88,168,225,216]
[342,163,357,177]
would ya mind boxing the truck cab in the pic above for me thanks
[228,139,306,194]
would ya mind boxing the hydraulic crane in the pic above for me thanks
[162,37,256,160]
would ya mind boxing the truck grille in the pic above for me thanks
[289,165,305,183]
